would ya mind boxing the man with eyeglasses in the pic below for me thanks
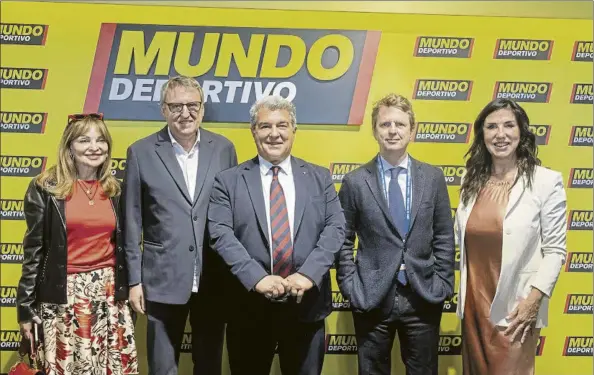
[122,75,238,375]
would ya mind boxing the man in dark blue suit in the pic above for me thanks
[208,95,346,375]
[337,93,455,375]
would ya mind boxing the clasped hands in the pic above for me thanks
[254,273,313,303]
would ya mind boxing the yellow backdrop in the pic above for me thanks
[1,2,592,374]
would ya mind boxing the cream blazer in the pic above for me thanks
[455,166,567,328]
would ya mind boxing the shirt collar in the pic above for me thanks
[168,127,200,152]
[258,155,292,176]
[379,153,409,172]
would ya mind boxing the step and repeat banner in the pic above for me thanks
[1,2,592,374]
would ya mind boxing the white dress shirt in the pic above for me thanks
[169,127,200,293]
[258,155,296,273]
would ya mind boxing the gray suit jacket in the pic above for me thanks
[122,126,237,305]
[207,156,346,322]
[337,156,455,316]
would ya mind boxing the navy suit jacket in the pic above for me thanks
[337,156,455,316]
[207,156,346,322]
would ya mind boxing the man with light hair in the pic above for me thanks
[337,93,455,375]
[208,95,345,375]
[122,75,238,375]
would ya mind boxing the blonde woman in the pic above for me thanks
[16,113,138,375]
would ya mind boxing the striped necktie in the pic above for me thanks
[270,166,293,277]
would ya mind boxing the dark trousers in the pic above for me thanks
[146,292,226,375]
[353,284,444,375]
[226,301,326,375]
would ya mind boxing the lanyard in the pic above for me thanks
[377,155,412,235]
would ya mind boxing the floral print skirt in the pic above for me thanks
[40,266,138,375]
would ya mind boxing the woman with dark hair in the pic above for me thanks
[455,99,567,375]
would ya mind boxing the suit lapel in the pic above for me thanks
[505,175,526,218]
[458,194,477,235]
[154,127,192,205]
[363,157,400,234]
[409,158,425,230]
[51,196,66,231]
[193,129,214,206]
[242,157,270,246]
[292,157,309,238]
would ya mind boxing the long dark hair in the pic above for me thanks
[460,99,541,205]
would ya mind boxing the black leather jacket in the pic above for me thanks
[16,178,129,323]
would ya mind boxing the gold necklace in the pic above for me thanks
[77,180,99,205]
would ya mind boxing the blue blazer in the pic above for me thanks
[207,156,346,322]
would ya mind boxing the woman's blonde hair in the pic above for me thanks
[36,115,120,198]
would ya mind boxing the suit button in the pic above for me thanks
[193,216,198,221]
[189,245,195,252]
[118,265,124,270]
[119,286,124,291]
[117,246,122,251]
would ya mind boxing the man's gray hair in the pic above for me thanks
[160,76,204,106]
[249,95,297,128]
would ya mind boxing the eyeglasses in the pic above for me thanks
[163,102,202,114]
[67,113,104,125]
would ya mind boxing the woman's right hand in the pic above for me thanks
[19,316,41,354]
